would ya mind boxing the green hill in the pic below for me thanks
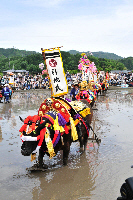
[0,47,131,74]
[0,48,37,58]
[119,57,133,70]
[68,50,123,60]
[0,48,123,60]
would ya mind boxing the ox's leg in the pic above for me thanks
[38,149,48,169]
[63,134,71,165]
[80,122,88,152]
[77,122,88,152]
[38,150,43,167]
[77,123,84,151]
[83,131,88,151]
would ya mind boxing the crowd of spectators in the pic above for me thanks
[66,71,133,87]
[0,71,83,91]
[0,73,49,90]
[0,71,133,91]
[109,72,133,86]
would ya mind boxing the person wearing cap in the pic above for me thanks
[70,82,79,101]
[2,84,10,103]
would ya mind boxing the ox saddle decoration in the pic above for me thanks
[19,97,92,165]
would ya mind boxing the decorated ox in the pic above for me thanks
[19,97,93,169]
[76,81,97,107]
[91,82,102,97]
[100,80,109,93]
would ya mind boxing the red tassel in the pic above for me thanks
[32,115,40,131]
[19,124,27,132]
[38,127,46,146]
[64,124,69,134]
[52,130,59,144]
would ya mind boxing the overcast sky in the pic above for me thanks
[1,0,133,58]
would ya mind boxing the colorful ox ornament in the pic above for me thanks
[19,97,93,170]
[76,81,98,107]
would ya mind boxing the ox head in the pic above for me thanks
[19,115,48,156]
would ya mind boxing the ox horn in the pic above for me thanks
[19,116,24,122]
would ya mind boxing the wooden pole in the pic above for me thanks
[41,46,63,51]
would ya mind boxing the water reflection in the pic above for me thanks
[0,103,12,120]
[11,92,48,113]
[96,89,133,107]
[30,146,99,200]
[0,91,50,121]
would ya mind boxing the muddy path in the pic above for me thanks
[1,88,133,199]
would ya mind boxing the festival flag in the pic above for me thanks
[41,47,68,97]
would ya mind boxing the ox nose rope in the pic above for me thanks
[84,119,101,144]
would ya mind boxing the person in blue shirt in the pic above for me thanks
[9,85,13,99]
[70,82,79,101]
[2,84,10,103]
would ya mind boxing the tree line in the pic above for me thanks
[1,48,133,75]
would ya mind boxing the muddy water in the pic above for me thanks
[1,88,133,200]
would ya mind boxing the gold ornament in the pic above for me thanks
[79,108,91,117]
[31,153,36,162]
[39,111,43,116]
[61,108,65,113]
[80,81,87,91]
[42,105,46,110]
[55,103,60,108]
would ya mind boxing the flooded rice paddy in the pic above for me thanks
[1,88,133,200]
